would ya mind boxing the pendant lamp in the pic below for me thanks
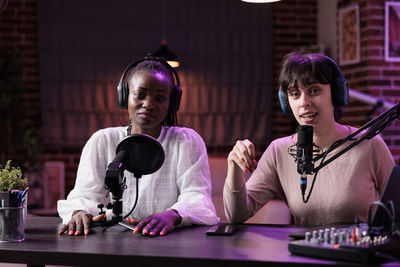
[153,39,180,68]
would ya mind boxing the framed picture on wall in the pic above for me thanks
[338,4,360,65]
[385,1,400,62]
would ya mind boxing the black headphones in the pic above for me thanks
[278,55,349,115]
[117,54,182,113]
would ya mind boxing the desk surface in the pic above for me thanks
[0,216,395,267]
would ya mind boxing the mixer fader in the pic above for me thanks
[288,224,398,263]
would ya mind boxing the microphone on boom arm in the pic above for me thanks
[289,103,400,204]
[289,125,315,199]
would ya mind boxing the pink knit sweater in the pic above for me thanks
[223,127,395,226]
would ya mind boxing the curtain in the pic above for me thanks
[38,0,273,149]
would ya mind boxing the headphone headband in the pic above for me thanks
[117,54,182,113]
[324,55,349,107]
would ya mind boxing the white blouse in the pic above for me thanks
[58,126,219,226]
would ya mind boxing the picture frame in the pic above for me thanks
[385,1,400,62]
[338,4,360,65]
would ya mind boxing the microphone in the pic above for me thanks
[103,134,165,223]
[296,125,314,197]
[297,125,314,175]
[105,150,128,199]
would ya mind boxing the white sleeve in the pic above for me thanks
[57,130,110,224]
[169,129,220,226]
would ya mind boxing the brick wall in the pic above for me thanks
[271,0,318,142]
[0,0,80,199]
[338,0,400,164]
[0,0,42,165]
[0,0,38,88]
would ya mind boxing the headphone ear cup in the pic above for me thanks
[118,82,129,109]
[324,55,349,108]
[278,86,290,115]
[168,85,182,113]
[332,77,349,107]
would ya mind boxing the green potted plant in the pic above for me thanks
[0,160,28,208]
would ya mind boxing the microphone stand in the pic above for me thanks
[301,102,399,203]
[91,151,138,231]
[313,102,400,172]
[90,133,165,231]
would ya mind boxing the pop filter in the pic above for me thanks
[116,134,165,178]
[98,133,165,226]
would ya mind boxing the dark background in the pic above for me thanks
[37,0,273,149]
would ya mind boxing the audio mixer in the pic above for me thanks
[288,224,400,263]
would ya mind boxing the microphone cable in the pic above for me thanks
[367,200,400,238]
[367,200,400,263]
[300,103,400,203]
[124,176,140,219]
[301,138,343,203]
[303,128,361,203]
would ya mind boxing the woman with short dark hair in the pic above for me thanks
[224,52,394,226]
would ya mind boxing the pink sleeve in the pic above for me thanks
[369,135,395,194]
[223,140,287,223]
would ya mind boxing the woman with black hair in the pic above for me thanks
[58,56,218,236]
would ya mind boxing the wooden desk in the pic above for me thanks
[0,216,387,266]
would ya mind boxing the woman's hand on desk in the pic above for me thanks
[58,210,105,236]
[127,209,182,237]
